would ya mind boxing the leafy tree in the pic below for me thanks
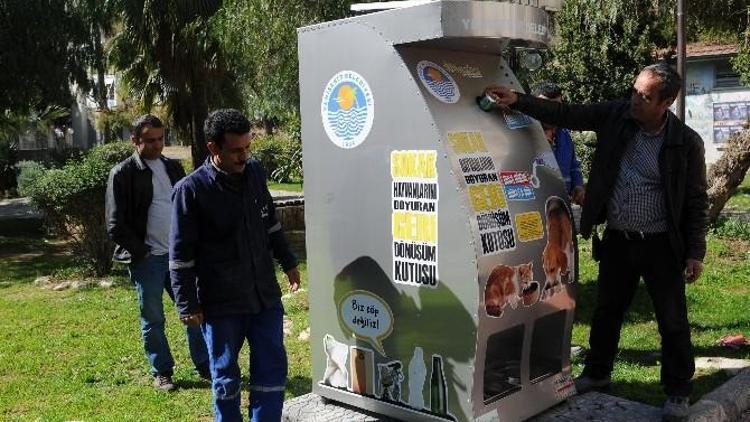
[211,0,354,134]
[533,0,665,104]
[0,0,88,112]
[109,0,242,167]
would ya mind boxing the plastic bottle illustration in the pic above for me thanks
[408,346,426,409]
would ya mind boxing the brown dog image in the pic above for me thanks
[541,197,573,299]
[484,262,539,318]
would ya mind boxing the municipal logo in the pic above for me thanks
[321,71,374,149]
[417,61,460,104]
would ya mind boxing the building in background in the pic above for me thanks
[683,43,749,163]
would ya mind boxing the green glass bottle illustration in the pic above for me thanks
[430,355,447,415]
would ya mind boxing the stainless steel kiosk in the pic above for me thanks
[298,1,577,421]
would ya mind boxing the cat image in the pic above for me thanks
[542,197,574,299]
[322,334,349,389]
[484,262,538,318]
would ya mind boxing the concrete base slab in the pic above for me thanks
[695,357,750,376]
[282,392,662,422]
[530,392,662,422]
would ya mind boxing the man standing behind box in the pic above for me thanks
[106,114,210,391]
[170,109,300,421]
[484,63,708,422]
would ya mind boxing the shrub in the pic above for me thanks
[25,141,133,276]
[16,160,46,197]
[711,217,750,242]
[251,133,302,183]
[571,130,596,181]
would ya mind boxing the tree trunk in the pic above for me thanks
[190,77,210,169]
[706,128,750,224]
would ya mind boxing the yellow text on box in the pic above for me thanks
[392,212,438,244]
[391,150,437,179]
[515,211,544,242]
[447,131,487,154]
[468,184,507,212]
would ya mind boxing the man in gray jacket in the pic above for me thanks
[485,63,708,422]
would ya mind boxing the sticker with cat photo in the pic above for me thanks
[541,197,574,300]
[484,261,541,318]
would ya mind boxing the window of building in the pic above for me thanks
[714,59,741,89]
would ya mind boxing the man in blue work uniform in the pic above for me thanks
[532,82,586,205]
[170,109,301,421]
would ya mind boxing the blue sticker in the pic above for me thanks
[505,185,536,201]
[504,111,532,129]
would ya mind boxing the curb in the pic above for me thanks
[689,368,750,421]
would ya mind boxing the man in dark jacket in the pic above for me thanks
[170,109,300,421]
[106,114,209,391]
[485,63,708,422]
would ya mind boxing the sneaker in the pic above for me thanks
[573,374,611,393]
[196,363,212,381]
[662,396,689,421]
[153,374,176,392]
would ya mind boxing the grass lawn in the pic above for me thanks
[267,182,303,193]
[725,173,750,211]
[1,227,749,418]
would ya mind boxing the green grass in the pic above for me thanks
[1,229,749,418]
[572,234,750,406]
[725,173,750,211]
[0,237,311,420]
[267,182,303,193]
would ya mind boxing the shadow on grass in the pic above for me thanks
[606,370,731,407]
[287,375,312,398]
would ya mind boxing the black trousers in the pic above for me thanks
[583,230,694,397]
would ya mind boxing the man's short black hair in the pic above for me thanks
[642,63,682,101]
[131,114,163,139]
[532,82,563,99]
[204,109,251,147]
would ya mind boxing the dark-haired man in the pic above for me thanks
[106,114,209,392]
[532,82,585,204]
[484,64,708,421]
[170,109,300,421]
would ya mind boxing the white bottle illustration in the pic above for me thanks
[408,346,426,409]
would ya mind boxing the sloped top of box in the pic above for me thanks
[299,0,551,48]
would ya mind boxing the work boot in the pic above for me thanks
[662,396,689,422]
[153,374,176,392]
[573,374,611,393]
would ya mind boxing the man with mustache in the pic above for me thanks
[170,109,300,421]
[484,63,708,422]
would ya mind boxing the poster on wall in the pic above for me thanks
[391,150,439,288]
[713,101,749,143]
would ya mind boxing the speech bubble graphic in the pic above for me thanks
[339,290,394,356]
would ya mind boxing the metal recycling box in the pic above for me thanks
[298,2,577,421]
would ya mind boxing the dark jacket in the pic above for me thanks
[169,158,298,318]
[514,94,709,262]
[106,152,186,263]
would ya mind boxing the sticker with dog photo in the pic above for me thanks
[541,197,574,300]
[484,261,541,318]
